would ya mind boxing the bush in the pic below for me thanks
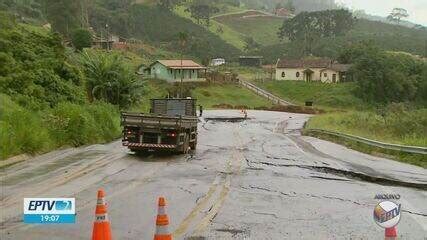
[0,94,52,159]
[71,28,92,51]
[0,94,121,160]
[47,102,121,147]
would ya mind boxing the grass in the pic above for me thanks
[304,130,427,168]
[214,13,284,46]
[252,80,364,110]
[0,94,121,160]
[192,83,272,109]
[129,79,169,112]
[174,6,246,51]
[305,109,427,147]
[130,79,272,111]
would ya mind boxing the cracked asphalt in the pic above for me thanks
[1,110,426,239]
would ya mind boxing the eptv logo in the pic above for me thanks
[24,198,75,224]
[28,200,72,211]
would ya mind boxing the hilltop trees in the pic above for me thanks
[186,1,219,26]
[387,8,409,25]
[339,42,427,103]
[278,9,355,55]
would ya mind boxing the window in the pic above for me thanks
[281,71,286,78]
[324,72,327,77]
[192,70,195,73]
[170,69,173,74]
[296,72,300,78]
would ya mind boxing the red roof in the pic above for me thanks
[276,58,332,68]
[156,60,205,69]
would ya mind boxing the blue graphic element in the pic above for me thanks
[55,201,72,210]
[24,214,75,224]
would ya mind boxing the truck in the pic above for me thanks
[121,98,198,154]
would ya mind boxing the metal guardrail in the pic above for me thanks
[306,129,427,155]
[238,79,294,106]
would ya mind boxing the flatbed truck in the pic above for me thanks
[121,98,198,154]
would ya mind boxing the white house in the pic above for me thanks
[210,58,226,66]
[275,58,351,83]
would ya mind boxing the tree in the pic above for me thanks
[387,8,409,25]
[158,0,183,10]
[79,50,141,108]
[41,0,84,36]
[71,28,92,51]
[341,42,425,103]
[278,9,355,55]
[185,3,219,26]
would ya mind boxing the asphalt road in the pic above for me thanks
[1,110,426,239]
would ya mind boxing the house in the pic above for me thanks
[239,56,263,67]
[211,58,226,66]
[144,60,206,82]
[274,8,295,18]
[275,58,352,83]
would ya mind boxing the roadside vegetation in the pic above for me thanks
[0,13,127,159]
[192,83,272,109]
[130,79,272,112]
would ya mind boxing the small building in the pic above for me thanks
[274,8,295,18]
[275,58,352,83]
[239,56,263,67]
[211,58,226,66]
[144,60,206,82]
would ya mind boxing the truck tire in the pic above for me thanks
[190,140,197,150]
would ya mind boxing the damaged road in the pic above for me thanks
[1,110,426,239]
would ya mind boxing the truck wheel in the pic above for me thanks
[190,140,197,150]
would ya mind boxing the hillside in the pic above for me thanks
[250,18,427,63]
[0,13,122,159]
[213,10,284,46]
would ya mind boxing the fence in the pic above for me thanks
[238,79,294,106]
[305,129,427,155]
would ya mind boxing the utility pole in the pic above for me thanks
[180,51,183,98]
[105,24,109,51]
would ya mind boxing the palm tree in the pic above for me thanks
[178,31,188,98]
[79,50,141,108]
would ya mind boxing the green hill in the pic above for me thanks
[213,10,284,46]
[251,18,427,63]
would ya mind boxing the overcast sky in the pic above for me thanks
[335,0,427,26]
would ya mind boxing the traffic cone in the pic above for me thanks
[385,227,397,240]
[154,197,172,240]
[92,189,112,240]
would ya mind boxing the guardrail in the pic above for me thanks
[238,79,294,106]
[305,129,427,155]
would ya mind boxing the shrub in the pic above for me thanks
[71,28,92,51]
[0,94,52,159]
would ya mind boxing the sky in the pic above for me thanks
[335,0,427,26]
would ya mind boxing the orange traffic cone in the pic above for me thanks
[385,227,397,240]
[154,197,172,240]
[92,189,112,240]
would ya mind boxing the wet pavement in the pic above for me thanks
[0,110,426,239]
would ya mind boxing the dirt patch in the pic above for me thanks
[255,105,325,114]
[211,104,250,110]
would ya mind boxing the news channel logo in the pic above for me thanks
[373,200,401,228]
[23,198,75,224]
